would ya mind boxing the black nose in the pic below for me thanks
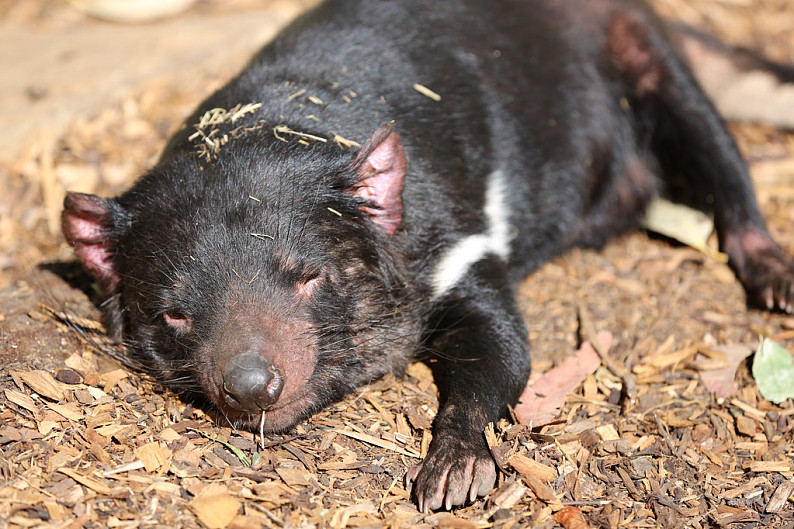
[222,353,284,411]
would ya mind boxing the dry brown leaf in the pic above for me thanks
[696,344,753,399]
[514,340,602,426]
[330,500,379,528]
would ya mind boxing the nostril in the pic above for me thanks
[222,353,284,411]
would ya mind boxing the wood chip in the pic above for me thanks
[47,402,83,422]
[4,388,40,417]
[190,484,241,529]
[135,442,170,473]
[508,454,557,483]
[15,370,65,401]
[334,429,419,457]
[596,424,620,441]
[765,479,794,513]
[57,468,112,495]
[99,368,129,392]
[554,506,594,529]
[275,466,311,487]
[524,473,559,504]
[746,461,793,473]
[719,476,768,499]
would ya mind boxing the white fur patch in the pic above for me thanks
[431,170,512,299]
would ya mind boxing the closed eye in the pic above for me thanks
[297,268,326,299]
[163,310,193,333]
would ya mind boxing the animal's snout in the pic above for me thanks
[222,352,284,411]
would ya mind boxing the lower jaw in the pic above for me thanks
[209,392,318,433]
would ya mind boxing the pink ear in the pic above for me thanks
[62,192,122,293]
[354,127,406,235]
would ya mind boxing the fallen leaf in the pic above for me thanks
[642,198,727,262]
[514,339,602,426]
[330,500,379,528]
[697,344,754,398]
[334,429,418,457]
[191,429,251,467]
[752,337,794,403]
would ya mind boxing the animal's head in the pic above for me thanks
[62,125,422,431]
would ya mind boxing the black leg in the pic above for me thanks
[609,10,794,312]
[407,256,531,511]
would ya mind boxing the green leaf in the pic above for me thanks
[752,337,794,404]
[190,429,252,467]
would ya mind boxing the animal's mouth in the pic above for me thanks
[211,388,318,433]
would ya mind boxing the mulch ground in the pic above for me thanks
[1,1,793,528]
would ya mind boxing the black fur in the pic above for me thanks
[62,0,794,511]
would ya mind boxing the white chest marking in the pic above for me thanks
[431,170,512,299]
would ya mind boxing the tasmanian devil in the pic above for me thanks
[62,0,794,512]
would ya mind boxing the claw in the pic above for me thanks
[408,437,498,512]
[765,288,774,310]
[405,465,420,493]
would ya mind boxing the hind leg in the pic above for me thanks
[608,9,794,312]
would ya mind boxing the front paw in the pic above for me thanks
[738,245,794,313]
[405,433,497,512]
[724,227,794,313]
